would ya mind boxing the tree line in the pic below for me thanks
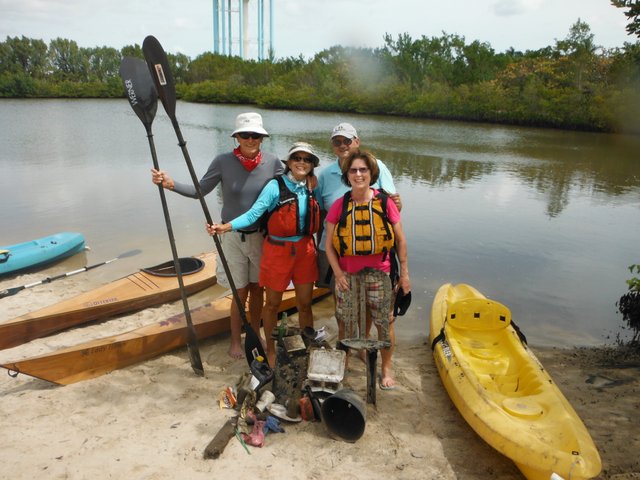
[1,18,639,134]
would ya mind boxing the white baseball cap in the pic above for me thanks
[231,112,269,137]
[331,122,358,139]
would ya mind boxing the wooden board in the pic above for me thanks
[2,287,330,385]
[0,252,217,350]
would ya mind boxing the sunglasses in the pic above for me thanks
[237,132,263,140]
[290,155,314,164]
[331,137,353,147]
[348,167,369,175]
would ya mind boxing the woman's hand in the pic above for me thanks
[151,168,174,190]
[206,222,231,235]
[334,271,349,292]
[397,274,411,295]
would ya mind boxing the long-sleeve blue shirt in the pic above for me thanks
[230,175,312,242]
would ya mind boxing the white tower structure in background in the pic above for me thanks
[212,0,274,60]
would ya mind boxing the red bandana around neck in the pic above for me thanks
[233,147,262,172]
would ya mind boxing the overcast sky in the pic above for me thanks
[0,0,633,60]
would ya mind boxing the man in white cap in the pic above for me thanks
[152,112,284,360]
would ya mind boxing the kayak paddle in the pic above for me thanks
[119,56,204,377]
[0,249,142,299]
[142,35,267,366]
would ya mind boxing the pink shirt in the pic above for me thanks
[326,189,400,274]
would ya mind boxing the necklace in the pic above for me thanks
[287,171,307,187]
[350,187,372,204]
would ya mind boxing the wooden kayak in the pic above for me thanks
[0,232,86,276]
[429,283,601,480]
[0,252,217,350]
[2,287,330,385]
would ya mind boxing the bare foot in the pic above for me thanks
[228,344,245,360]
[379,375,396,390]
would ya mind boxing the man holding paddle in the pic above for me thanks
[152,112,283,360]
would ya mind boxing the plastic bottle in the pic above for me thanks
[278,312,288,341]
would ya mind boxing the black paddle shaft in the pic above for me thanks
[142,35,267,364]
[0,249,142,299]
[119,57,204,376]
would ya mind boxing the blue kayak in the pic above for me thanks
[0,233,86,276]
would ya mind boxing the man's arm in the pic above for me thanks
[377,160,402,211]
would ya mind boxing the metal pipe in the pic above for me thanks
[227,0,232,55]
[258,0,263,60]
[213,0,220,53]
[242,0,250,59]
[269,0,274,57]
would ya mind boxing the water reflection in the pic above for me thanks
[372,128,640,218]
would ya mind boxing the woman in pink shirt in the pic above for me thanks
[324,150,411,390]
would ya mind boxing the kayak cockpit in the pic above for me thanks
[142,257,205,277]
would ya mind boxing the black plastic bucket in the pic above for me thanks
[321,388,366,442]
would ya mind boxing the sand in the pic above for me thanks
[0,272,639,480]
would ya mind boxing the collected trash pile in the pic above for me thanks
[204,317,368,459]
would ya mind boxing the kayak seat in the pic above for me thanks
[447,298,512,331]
[142,257,205,277]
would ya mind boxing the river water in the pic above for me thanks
[1,98,639,347]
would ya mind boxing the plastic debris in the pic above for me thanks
[218,386,237,409]
[263,415,285,434]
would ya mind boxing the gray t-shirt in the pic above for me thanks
[173,151,284,230]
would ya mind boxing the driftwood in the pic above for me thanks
[203,417,237,459]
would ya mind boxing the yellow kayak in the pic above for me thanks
[429,283,601,480]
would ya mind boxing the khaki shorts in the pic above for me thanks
[216,231,263,289]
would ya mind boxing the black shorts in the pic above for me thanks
[315,249,335,290]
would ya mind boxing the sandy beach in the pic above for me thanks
[1,271,639,480]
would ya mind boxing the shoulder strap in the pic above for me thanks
[373,189,397,275]
[338,191,352,228]
[335,191,352,256]
[372,190,393,239]
[275,175,289,202]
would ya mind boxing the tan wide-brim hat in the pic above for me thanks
[285,142,320,167]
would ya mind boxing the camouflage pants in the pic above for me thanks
[335,268,392,343]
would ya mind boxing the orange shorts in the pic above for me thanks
[259,236,318,292]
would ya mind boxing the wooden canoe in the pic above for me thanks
[2,287,330,385]
[0,252,217,350]
[0,232,86,276]
[430,283,601,480]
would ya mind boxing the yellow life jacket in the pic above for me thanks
[332,190,395,259]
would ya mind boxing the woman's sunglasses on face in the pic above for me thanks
[348,167,369,175]
[290,155,314,164]
[331,137,353,147]
[237,132,263,140]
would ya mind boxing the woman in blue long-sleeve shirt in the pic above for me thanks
[208,142,321,366]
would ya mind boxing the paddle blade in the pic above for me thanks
[142,36,177,119]
[119,57,158,127]
[0,286,24,299]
